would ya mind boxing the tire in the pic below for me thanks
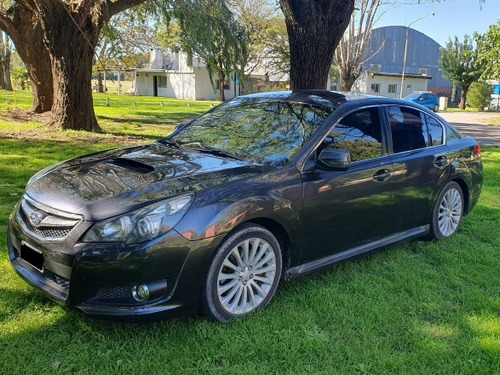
[429,181,464,240]
[200,224,282,322]
[433,104,439,112]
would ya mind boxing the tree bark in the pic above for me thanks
[33,0,104,131]
[280,0,354,90]
[218,72,226,102]
[0,32,13,90]
[459,88,468,110]
[340,73,357,92]
[1,0,146,130]
[0,4,53,112]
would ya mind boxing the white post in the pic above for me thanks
[399,12,435,99]
[117,70,121,95]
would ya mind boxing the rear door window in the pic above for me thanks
[387,107,427,153]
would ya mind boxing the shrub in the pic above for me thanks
[467,81,491,110]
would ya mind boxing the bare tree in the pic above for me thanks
[334,0,386,92]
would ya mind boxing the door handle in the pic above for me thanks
[433,156,447,168]
[373,169,392,183]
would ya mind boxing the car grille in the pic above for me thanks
[17,197,82,241]
[22,219,73,238]
[95,286,131,300]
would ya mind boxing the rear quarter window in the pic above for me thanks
[445,123,463,142]
[424,115,444,146]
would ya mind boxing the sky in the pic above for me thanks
[375,0,499,46]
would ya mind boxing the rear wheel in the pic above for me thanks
[200,224,282,322]
[429,182,464,239]
[433,104,439,112]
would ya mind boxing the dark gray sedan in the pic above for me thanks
[8,91,483,322]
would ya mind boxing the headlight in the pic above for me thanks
[82,194,193,244]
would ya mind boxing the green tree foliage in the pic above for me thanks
[174,0,247,101]
[94,7,158,92]
[476,20,500,80]
[467,81,491,110]
[440,35,485,110]
[228,0,287,92]
[12,66,29,90]
[156,20,183,52]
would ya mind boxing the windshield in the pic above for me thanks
[168,97,333,166]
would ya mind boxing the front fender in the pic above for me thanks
[175,195,301,244]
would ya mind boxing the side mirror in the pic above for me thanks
[317,149,351,171]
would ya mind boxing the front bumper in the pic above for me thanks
[7,201,222,321]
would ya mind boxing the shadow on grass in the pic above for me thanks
[97,113,197,126]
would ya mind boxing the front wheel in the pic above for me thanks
[429,181,464,240]
[200,224,282,322]
[433,104,439,112]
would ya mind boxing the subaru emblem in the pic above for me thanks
[29,211,45,226]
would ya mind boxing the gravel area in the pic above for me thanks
[438,111,500,147]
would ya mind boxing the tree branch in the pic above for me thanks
[107,0,147,17]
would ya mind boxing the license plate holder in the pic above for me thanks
[20,241,44,272]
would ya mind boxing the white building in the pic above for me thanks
[352,71,431,98]
[133,48,238,101]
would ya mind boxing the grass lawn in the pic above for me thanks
[1,90,500,374]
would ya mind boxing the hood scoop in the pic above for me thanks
[106,158,155,174]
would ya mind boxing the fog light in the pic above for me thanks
[131,284,150,302]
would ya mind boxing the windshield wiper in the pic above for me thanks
[159,139,181,148]
[190,147,246,161]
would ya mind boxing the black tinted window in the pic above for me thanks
[327,108,383,162]
[446,124,462,142]
[424,115,444,146]
[388,107,427,153]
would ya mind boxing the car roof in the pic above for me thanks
[239,90,346,109]
[236,90,436,115]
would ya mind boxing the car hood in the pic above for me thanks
[25,142,261,221]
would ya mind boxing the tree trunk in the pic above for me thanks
[98,72,104,93]
[340,71,357,92]
[1,0,146,130]
[280,0,354,90]
[33,1,102,131]
[0,4,53,112]
[0,32,13,90]
[459,87,468,110]
[219,72,226,102]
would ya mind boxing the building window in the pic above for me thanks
[388,84,397,94]
[158,76,167,88]
[370,63,382,72]
[371,83,380,93]
[418,67,428,75]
